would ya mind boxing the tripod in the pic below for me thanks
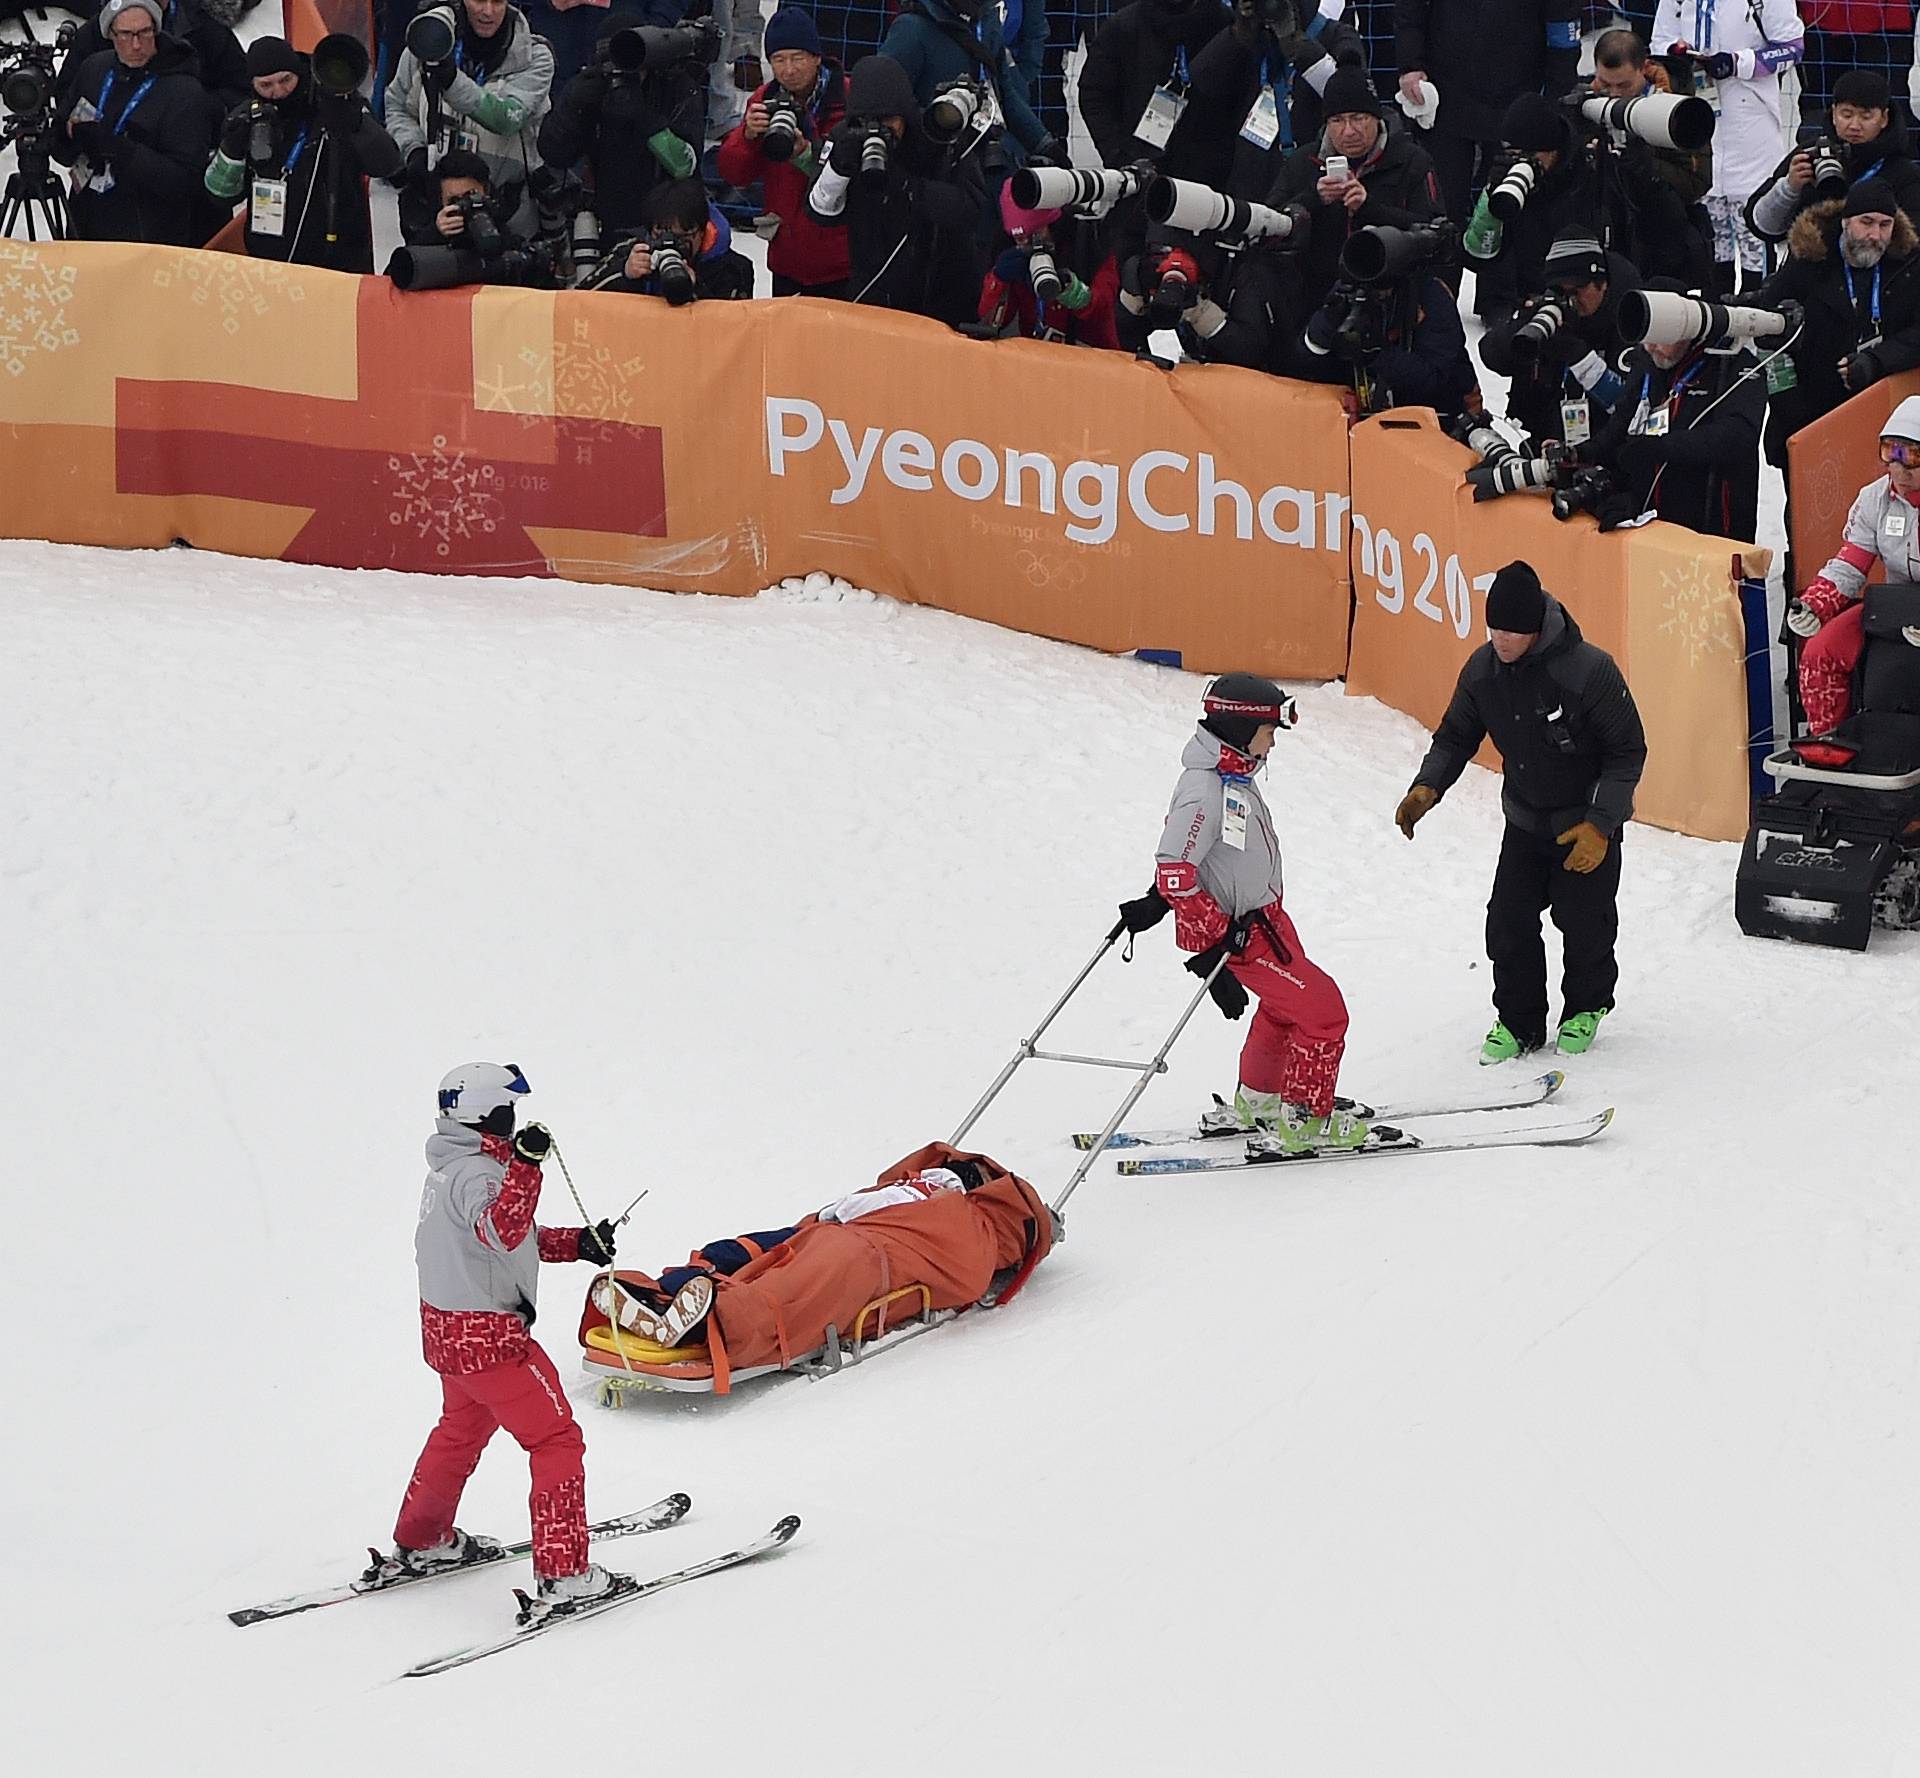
[1,121,68,241]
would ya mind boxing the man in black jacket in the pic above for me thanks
[53,0,215,245]
[805,54,985,326]
[1395,562,1647,1063]
[1464,91,1607,323]
[203,36,401,271]
[536,15,707,246]
[1268,64,1441,314]
[1393,0,1581,230]
[1749,178,1920,471]
[57,0,246,115]
[1077,0,1230,179]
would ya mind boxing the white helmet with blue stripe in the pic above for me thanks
[436,1061,531,1128]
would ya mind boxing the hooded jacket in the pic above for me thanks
[414,1123,587,1376]
[1414,595,1647,838]
[53,36,215,245]
[386,5,554,234]
[1153,727,1286,952]
[1751,199,1920,455]
[203,58,401,271]
[1077,0,1230,174]
[715,60,852,288]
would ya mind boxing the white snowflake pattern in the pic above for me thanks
[0,244,81,377]
[150,254,306,337]
[1653,554,1741,668]
[387,434,504,557]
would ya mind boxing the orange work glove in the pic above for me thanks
[1555,821,1609,874]
[1395,784,1439,838]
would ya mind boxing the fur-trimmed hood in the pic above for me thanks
[1787,196,1919,263]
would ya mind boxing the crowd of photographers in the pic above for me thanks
[10,0,1920,552]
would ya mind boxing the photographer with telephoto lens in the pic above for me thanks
[1586,278,1766,538]
[1268,65,1442,316]
[385,0,556,240]
[715,8,850,297]
[52,0,215,246]
[805,53,986,326]
[1749,175,1920,471]
[204,35,400,271]
[385,146,562,284]
[879,0,1062,171]
[601,173,756,299]
[979,180,1126,346]
[537,12,714,249]
[1479,229,1641,450]
[1745,70,1920,252]
[1463,92,1608,326]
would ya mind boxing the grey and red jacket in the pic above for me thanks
[1803,474,1920,622]
[1154,727,1285,952]
[414,1122,586,1375]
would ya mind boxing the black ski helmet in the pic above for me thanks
[1200,672,1295,751]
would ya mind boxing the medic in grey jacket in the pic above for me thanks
[415,1064,610,1374]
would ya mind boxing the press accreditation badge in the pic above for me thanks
[1559,397,1591,447]
[1221,783,1251,851]
[1135,84,1187,149]
[1888,510,1909,539]
[1643,406,1670,438]
[251,176,288,237]
[1239,85,1281,149]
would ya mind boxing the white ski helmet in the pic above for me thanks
[1883,396,1920,444]
[436,1060,531,1125]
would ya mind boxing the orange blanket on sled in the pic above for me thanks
[577,1143,1054,1379]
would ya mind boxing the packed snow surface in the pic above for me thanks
[8,540,1918,1776]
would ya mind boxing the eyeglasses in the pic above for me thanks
[111,24,156,39]
[1880,440,1920,465]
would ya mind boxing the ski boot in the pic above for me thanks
[365,1527,504,1586]
[1479,1022,1542,1066]
[610,1274,715,1348]
[1555,1009,1608,1054]
[1198,1085,1289,1136]
[515,1563,627,1626]
[1245,1103,1372,1158]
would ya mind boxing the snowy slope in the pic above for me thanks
[6,538,1919,1777]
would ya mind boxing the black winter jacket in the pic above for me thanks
[57,0,247,114]
[1591,345,1764,541]
[1743,116,1920,248]
[1270,124,1442,309]
[1414,596,1647,838]
[53,39,216,246]
[1392,0,1581,144]
[1478,249,1641,447]
[537,58,706,240]
[1077,0,1230,175]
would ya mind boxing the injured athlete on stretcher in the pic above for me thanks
[576,1143,1056,1378]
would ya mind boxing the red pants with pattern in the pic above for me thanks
[1799,602,1867,734]
[1225,904,1350,1116]
[393,1341,588,1579]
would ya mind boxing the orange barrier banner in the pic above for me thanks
[1786,372,1920,589]
[1345,409,1754,843]
[0,241,1353,680]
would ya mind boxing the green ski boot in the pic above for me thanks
[1246,1103,1372,1157]
[1556,1009,1608,1054]
[1479,1021,1540,1066]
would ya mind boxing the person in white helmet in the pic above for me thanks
[1788,393,1920,751]
[376,1061,623,1623]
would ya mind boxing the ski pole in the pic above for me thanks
[1050,948,1230,1216]
[947,920,1130,1148]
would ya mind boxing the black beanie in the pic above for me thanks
[1319,67,1382,122]
[245,35,302,78]
[1832,70,1893,115]
[1845,175,1901,219]
[1502,92,1563,153]
[1485,561,1547,633]
[846,54,918,124]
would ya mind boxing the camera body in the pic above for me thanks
[760,88,804,162]
[1804,135,1850,204]
[449,190,504,256]
[1327,282,1388,361]
[1464,424,1567,500]
[924,78,987,147]
[1551,462,1616,522]
[0,22,73,142]
[647,228,696,305]
[1508,295,1570,361]
[1144,246,1202,327]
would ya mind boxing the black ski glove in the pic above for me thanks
[577,1218,617,1261]
[1185,933,1249,1019]
[1117,885,1170,934]
[512,1122,552,1164]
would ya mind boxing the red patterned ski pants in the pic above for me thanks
[394,1341,588,1579]
[1226,904,1350,1116]
[1800,602,1867,734]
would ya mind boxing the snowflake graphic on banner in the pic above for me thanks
[0,244,81,377]
[150,254,306,336]
[388,435,504,557]
[473,318,646,466]
[1654,554,1741,668]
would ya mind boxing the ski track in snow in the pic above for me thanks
[5,558,1918,1759]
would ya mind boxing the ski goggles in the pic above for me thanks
[1880,440,1920,465]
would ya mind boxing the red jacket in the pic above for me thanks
[978,254,1125,351]
[715,63,852,290]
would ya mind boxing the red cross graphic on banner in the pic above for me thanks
[114,280,666,576]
